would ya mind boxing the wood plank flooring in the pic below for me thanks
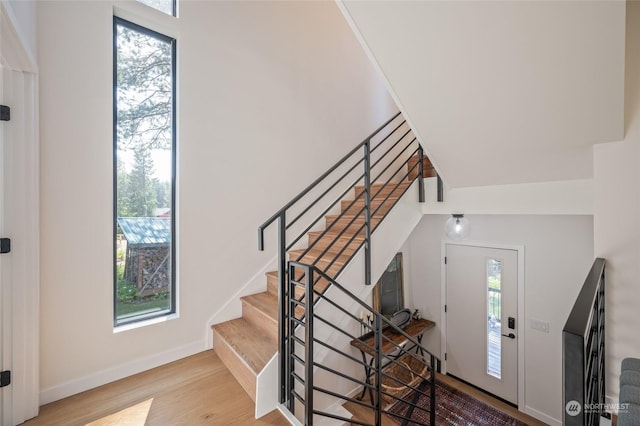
[21,349,548,426]
[20,350,285,426]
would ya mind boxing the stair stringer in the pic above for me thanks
[255,180,424,423]
[256,353,279,418]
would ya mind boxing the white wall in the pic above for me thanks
[404,214,593,425]
[421,177,593,215]
[594,1,640,409]
[37,0,395,403]
[340,0,625,188]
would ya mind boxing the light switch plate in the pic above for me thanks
[530,318,550,333]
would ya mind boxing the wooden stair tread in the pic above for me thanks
[340,203,395,218]
[354,182,411,198]
[306,235,364,257]
[325,215,384,230]
[212,318,277,374]
[308,229,365,242]
[241,292,278,323]
[325,211,388,221]
[341,196,400,210]
[288,249,351,275]
[289,263,342,282]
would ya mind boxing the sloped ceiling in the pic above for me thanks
[340,0,626,188]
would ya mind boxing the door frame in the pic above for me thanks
[440,240,525,409]
[1,2,40,424]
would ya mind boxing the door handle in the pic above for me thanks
[501,333,516,339]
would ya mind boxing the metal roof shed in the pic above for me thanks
[117,217,171,248]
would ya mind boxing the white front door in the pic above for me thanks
[445,243,519,405]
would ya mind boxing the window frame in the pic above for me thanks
[112,16,177,328]
[137,0,177,17]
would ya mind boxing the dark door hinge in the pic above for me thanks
[444,304,447,313]
[0,105,9,121]
[0,371,10,387]
[0,238,10,254]
[444,353,447,361]
[444,256,447,264]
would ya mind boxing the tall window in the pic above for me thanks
[114,17,176,326]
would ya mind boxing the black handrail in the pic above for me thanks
[289,261,439,426]
[257,113,442,405]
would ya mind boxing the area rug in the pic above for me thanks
[386,380,528,426]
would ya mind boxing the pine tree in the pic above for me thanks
[116,24,173,153]
[127,149,158,217]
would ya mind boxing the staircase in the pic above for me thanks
[211,113,439,423]
[212,181,411,404]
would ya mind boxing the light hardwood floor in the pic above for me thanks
[21,350,286,425]
[21,350,547,426]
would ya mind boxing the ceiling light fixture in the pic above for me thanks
[445,214,470,240]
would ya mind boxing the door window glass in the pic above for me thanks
[487,258,502,379]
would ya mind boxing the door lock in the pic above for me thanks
[501,333,516,339]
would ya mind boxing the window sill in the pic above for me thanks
[114,313,178,333]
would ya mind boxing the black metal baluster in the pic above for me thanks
[287,262,295,413]
[305,265,315,426]
[430,354,436,426]
[278,212,287,404]
[437,175,444,202]
[364,139,372,286]
[418,145,425,203]
[374,314,382,425]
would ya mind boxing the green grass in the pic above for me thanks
[116,297,170,318]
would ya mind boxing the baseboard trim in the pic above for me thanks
[39,340,205,405]
[523,405,561,426]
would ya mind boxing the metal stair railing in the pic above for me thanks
[257,112,441,403]
[288,261,440,426]
[563,258,606,426]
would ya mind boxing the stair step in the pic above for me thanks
[266,270,308,298]
[340,200,398,219]
[241,292,278,341]
[212,318,277,402]
[340,196,399,214]
[354,182,411,198]
[408,154,437,180]
[288,248,351,275]
[267,270,331,300]
[306,230,365,257]
[308,229,365,245]
[325,214,384,233]
[266,270,305,298]
[266,271,279,296]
